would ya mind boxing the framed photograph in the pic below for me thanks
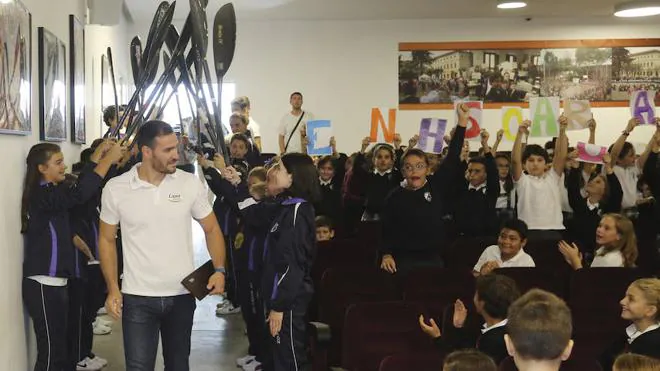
[0,1,31,135]
[38,27,66,141]
[399,39,660,110]
[69,15,85,144]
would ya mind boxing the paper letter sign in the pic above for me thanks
[417,118,447,154]
[564,100,592,130]
[630,91,656,125]
[530,97,560,137]
[577,142,607,164]
[454,101,483,140]
[370,108,397,143]
[306,120,333,156]
[501,106,523,142]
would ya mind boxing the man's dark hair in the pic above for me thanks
[500,218,529,241]
[476,274,521,319]
[507,289,573,361]
[290,92,303,99]
[230,133,251,150]
[522,144,550,164]
[136,120,174,150]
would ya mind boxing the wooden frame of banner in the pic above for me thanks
[399,38,660,110]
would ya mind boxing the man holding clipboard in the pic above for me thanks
[98,121,227,371]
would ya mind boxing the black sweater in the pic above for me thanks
[601,326,660,369]
[380,126,465,258]
[452,153,500,236]
[23,164,102,278]
[262,198,316,312]
[567,168,623,253]
[350,149,404,216]
[314,154,348,223]
[434,324,508,365]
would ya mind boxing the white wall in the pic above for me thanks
[0,0,129,368]
[130,16,660,154]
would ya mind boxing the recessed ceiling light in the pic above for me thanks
[614,1,660,17]
[497,1,528,9]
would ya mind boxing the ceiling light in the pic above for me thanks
[614,1,660,17]
[497,1,527,9]
[0,0,14,4]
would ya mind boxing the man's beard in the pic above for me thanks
[154,158,176,174]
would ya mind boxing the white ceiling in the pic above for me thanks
[124,0,630,22]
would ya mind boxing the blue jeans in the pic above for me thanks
[122,294,196,371]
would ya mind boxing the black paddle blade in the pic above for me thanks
[142,1,170,67]
[144,1,177,88]
[165,25,180,56]
[213,3,236,80]
[130,36,143,87]
[189,0,208,56]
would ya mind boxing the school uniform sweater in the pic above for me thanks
[23,164,102,279]
[380,126,466,259]
[262,199,316,312]
[69,179,102,279]
[452,153,500,237]
[314,154,348,224]
[349,150,404,217]
[567,168,623,253]
[435,323,508,365]
[601,326,660,369]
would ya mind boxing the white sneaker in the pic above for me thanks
[95,317,113,327]
[77,358,102,371]
[216,303,241,315]
[93,323,112,335]
[242,360,262,371]
[97,307,107,315]
[236,355,256,367]
[88,355,108,367]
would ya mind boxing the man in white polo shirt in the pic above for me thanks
[278,92,314,154]
[98,121,227,371]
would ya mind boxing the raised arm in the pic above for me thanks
[603,154,623,213]
[512,120,531,182]
[566,162,587,214]
[492,129,504,153]
[583,118,598,177]
[638,119,660,171]
[552,115,569,176]
[610,118,639,163]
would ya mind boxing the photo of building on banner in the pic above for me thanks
[306,120,333,156]
[453,101,482,140]
[577,142,608,164]
[370,107,397,143]
[564,100,592,130]
[529,96,560,137]
[501,106,523,142]
[417,118,447,154]
[630,90,656,125]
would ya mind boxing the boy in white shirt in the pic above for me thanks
[511,117,569,240]
[474,219,535,276]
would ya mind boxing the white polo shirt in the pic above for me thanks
[515,170,565,230]
[613,165,641,209]
[100,164,213,297]
[473,245,536,273]
[591,247,624,267]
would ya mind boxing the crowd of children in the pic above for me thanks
[20,94,660,371]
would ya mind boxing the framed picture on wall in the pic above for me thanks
[38,27,67,141]
[69,15,85,144]
[398,39,660,110]
[0,0,31,135]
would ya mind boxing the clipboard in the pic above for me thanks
[181,260,214,300]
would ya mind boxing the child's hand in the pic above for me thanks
[559,115,568,130]
[330,136,337,149]
[588,118,597,132]
[480,261,499,275]
[213,154,226,169]
[453,299,468,328]
[409,134,419,149]
[518,120,531,135]
[418,315,441,339]
[457,103,470,124]
[626,117,640,133]
[197,154,212,169]
[496,129,504,142]
[558,240,582,270]
[361,136,371,152]
[393,133,402,149]
[567,149,579,169]
[380,254,397,274]
[480,129,490,145]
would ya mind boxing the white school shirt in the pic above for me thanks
[496,180,516,209]
[248,117,261,138]
[100,164,213,297]
[473,245,536,272]
[482,319,508,334]
[515,171,565,230]
[627,323,660,344]
[591,247,624,267]
[279,111,314,153]
[613,165,641,209]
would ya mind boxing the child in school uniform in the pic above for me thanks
[565,152,623,260]
[348,136,404,221]
[495,154,517,224]
[379,104,468,275]
[261,153,320,371]
[229,113,262,167]
[511,117,569,240]
[21,141,122,371]
[473,219,535,276]
[342,153,366,236]
[451,129,500,237]
[601,278,660,370]
[315,216,336,242]
[419,274,521,365]
[559,213,638,270]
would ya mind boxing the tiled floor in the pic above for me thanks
[93,220,249,370]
